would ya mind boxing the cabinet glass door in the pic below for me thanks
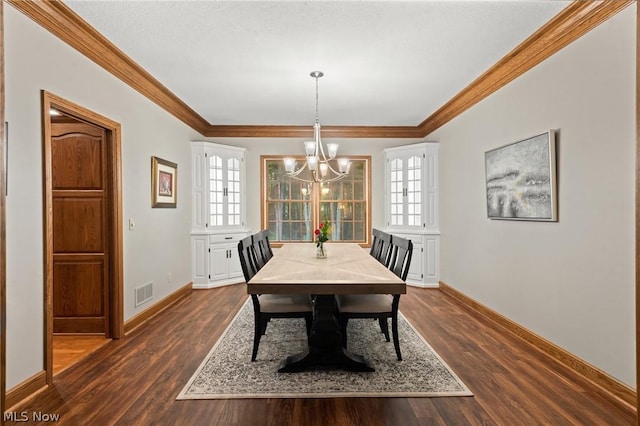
[227,157,241,226]
[209,155,224,227]
[406,155,422,227]
[390,158,403,226]
[208,153,243,228]
[389,154,423,228]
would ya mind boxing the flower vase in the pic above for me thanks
[316,243,327,259]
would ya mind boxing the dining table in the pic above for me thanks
[247,242,406,373]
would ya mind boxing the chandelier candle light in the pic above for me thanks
[284,71,351,183]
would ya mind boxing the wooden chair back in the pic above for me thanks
[370,228,384,259]
[238,235,259,282]
[377,231,393,267]
[388,235,413,281]
[254,229,273,266]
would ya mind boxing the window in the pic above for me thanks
[261,156,371,246]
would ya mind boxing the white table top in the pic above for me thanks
[247,243,406,295]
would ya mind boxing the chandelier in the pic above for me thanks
[283,71,351,183]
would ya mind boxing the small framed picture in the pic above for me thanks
[151,156,177,208]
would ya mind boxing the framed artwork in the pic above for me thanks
[485,130,557,221]
[151,156,177,208]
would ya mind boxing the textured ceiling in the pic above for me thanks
[65,1,570,127]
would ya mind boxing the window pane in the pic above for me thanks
[342,222,353,240]
[342,202,353,220]
[354,202,364,220]
[354,183,363,200]
[290,182,302,200]
[268,182,280,199]
[290,202,301,220]
[281,183,290,199]
[354,222,364,241]
[353,162,364,180]
[268,202,278,220]
[280,222,291,240]
[343,182,354,199]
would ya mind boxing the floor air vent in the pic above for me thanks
[135,282,153,307]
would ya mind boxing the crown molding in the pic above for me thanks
[205,125,424,138]
[418,0,634,136]
[8,0,633,139]
[7,0,210,135]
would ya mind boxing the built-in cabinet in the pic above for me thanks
[191,142,249,289]
[384,142,439,287]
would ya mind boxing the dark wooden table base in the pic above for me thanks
[278,294,375,373]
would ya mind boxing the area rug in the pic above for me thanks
[177,298,472,399]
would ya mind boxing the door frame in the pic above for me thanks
[1,2,6,421]
[41,91,123,384]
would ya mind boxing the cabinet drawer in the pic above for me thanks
[209,234,244,244]
[391,233,422,243]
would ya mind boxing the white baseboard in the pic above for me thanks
[406,281,439,288]
[192,279,244,289]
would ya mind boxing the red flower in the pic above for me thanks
[314,221,330,246]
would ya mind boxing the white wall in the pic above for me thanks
[5,5,200,388]
[429,5,636,385]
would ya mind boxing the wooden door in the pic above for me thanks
[51,121,109,335]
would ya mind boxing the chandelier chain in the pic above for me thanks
[315,74,319,123]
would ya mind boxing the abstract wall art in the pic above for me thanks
[485,130,557,221]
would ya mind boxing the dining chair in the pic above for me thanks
[374,230,393,267]
[337,234,413,361]
[237,235,313,362]
[253,229,273,269]
[370,228,384,260]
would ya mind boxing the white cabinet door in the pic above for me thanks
[406,241,423,283]
[210,242,243,281]
[423,235,440,285]
[209,245,230,282]
[206,151,244,229]
[227,244,243,279]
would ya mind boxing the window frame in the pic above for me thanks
[260,155,372,248]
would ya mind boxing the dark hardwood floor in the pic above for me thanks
[10,284,636,425]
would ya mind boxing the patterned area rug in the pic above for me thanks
[177,299,472,399]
